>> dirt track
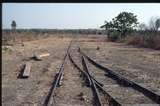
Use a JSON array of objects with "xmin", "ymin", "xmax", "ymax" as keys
[{"xmin": 2, "ymin": 36, "xmax": 160, "ymax": 105}]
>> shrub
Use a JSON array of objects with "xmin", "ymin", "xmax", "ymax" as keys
[
  {"xmin": 125, "ymin": 33, "xmax": 160, "ymax": 50},
  {"xmin": 107, "ymin": 31, "xmax": 119, "ymax": 42}
]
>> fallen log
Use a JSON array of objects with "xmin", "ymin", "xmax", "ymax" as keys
[{"xmin": 23, "ymin": 62, "xmax": 31, "ymax": 78}]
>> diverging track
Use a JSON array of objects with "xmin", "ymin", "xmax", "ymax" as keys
[
  {"xmin": 79, "ymin": 47, "xmax": 160, "ymax": 105},
  {"xmin": 43, "ymin": 39, "xmax": 160, "ymax": 106},
  {"xmin": 69, "ymin": 53, "xmax": 121, "ymax": 106}
]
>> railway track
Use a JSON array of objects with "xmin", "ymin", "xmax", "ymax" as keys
[
  {"xmin": 43, "ymin": 39, "xmax": 160, "ymax": 106},
  {"xmin": 69, "ymin": 46, "xmax": 159, "ymax": 105},
  {"xmin": 69, "ymin": 53, "xmax": 121, "ymax": 106},
  {"xmin": 78, "ymin": 47, "xmax": 160, "ymax": 105},
  {"xmin": 43, "ymin": 40, "xmax": 73, "ymax": 106}
]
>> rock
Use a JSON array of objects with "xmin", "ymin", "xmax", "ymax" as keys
[
  {"xmin": 77, "ymin": 92, "xmax": 88, "ymax": 101},
  {"xmin": 33, "ymin": 52, "xmax": 50, "ymax": 60},
  {"xmin": 96, "ymin": 46, "xmax": 100, "ymax": 50}
]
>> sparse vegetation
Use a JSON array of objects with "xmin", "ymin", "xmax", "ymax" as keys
[
  {"xmin": 3, "ymin": 12, "xmax": 160, "ymax": 50},
  {"xmin": 125, "ymin": 17, "xmax": 160, "ymax": 50},
  {"xmin": 101, "ymin": 12, "xmax": 160, "ymax": 50},
  {"xmin": 125, "ymin": 33, "xmax": 160, "ymax": 50},
  {"xmin": 2, "ymin": 46, "xmax": 13, "ymax": 53},
  {"xmin": 2, "ymin": 29, "xmax": 106, "ymax": 45}
]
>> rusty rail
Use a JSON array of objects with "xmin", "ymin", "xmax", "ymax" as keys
[
  {"xmin": 81, "ymin": 55, "xmax": 102, "ymax": 106},
  {"xmin": 43, "ymin": 40, "xmax": 73, "ymax": 106},
  {"xmin": 68, "ymin": 53, "xmax": 121, "ymax": 106},
  {"xmin": 79, "ymin": 48, "xmax": 160, "ymax": 104}
]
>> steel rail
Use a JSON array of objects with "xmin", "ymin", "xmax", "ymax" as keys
[
  {"xmin": 82, "ymin": 56, "xmax": 92, "ymax": 87},
  {"xmin": 68, "ymin": 53, "xmax": 121, "ymax": 106},
  {"xmin": 43, "ymin": 40, "xmax": 73, "ymax": 106},
  {"xmin": 81, "ymin": 55, "xmax": 103, "ymax": 106},
  {"xmin": 68, "ymin": 53, "xmax": 103, "ymax": 87},
  {"xmin": 79, "ymin": 48, "xmax": 160, "ymax": 104}
]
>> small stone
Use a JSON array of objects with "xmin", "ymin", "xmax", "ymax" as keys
[
  {"xmin": 96, "ymin": 46, "xmax": 100, "ymax": 50},
  {"xmin": 78, "ymin": 92, "xmax": 87, "ymax": 101}
]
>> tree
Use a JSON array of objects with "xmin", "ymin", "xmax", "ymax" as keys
[
  {"xmin": 138, "ymin": 23, "xmax": 147, "ymax": 31},
  {"xmin": 149, "ymin": 17, "xmax": 156, "ymax": 32},
  {"xmin": 155, "ymin": 18, "xmax": 160, "ymax": 31},
  {"xmin": 100, "ymin": 21, "xmax": 114, "ymax": 30},
  {"xmin": 101, "ymin": 12, "xmax": 138, "ymax": 39},
  {"xmin": 11, "ymin": 20, "xmax": 17, "ymax": 30},
  {"xmin": 148, "ymin": 17, "xmax": 160, "ymax": 32},
  {"xmin": 112, "ymin": 12, "xmax": 138, "ymax": 38},
  {"xmin": 100, "ymin": 21, "xmax": 114, "ymax": 36}
]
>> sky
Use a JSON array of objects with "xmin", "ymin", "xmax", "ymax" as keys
[{"xmin": 2, "ymin": 3, "xmax": 160, "ymax": 29}]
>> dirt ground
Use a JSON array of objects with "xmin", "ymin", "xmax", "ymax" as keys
[
  {"xmin": 2, "ymin": 35, "xmax": 160, "ymax": 106},
  {"xmin": 2, "ymin": 37, "xmax": 71, "ymax": 106},
  {"xmin": 79, "ymin": 40, "xmax": 160, "ymax": 93}
]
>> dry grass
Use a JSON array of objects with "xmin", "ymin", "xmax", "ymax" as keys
[
  {"xmin": 125, "ymin": 34, "xmax": 160, "ymax": 50},
  {"xmin": 125, "ymin": 35, "xmax": 143, "ymax": 45},
  {"xmin": 2, "ymin": 32, "xmax": 47, "ymax": 45},
  {"xmin": 2, "ymin": 31, "xmax": 106, "ymax": 45},
  {"xmin": 2, "ymin": 32, "xmax": 70, "ymax": 45}
]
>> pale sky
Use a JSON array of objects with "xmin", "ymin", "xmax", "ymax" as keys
[{"xmin": 2, "ymin": 3, "xmax": 160, "ymax": 29}]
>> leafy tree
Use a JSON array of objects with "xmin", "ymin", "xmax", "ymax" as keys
[
  {"xmin": 100, "ymin": 21, "xmax": 114, "ymax": 38},
  {"xmin": 112, "ymin": 12, "xmax": 138, "ymax": 38},
  {"xmin": 100, "ymin": 21, "xmax": 114, "ymax": 30},
  {"xmin": 101, "ymin": 12, "xmax": 138, "ymax": 39},
  {"xmin": 11, "ymin": 20, "xmax": 17, "ymax": 30}
]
